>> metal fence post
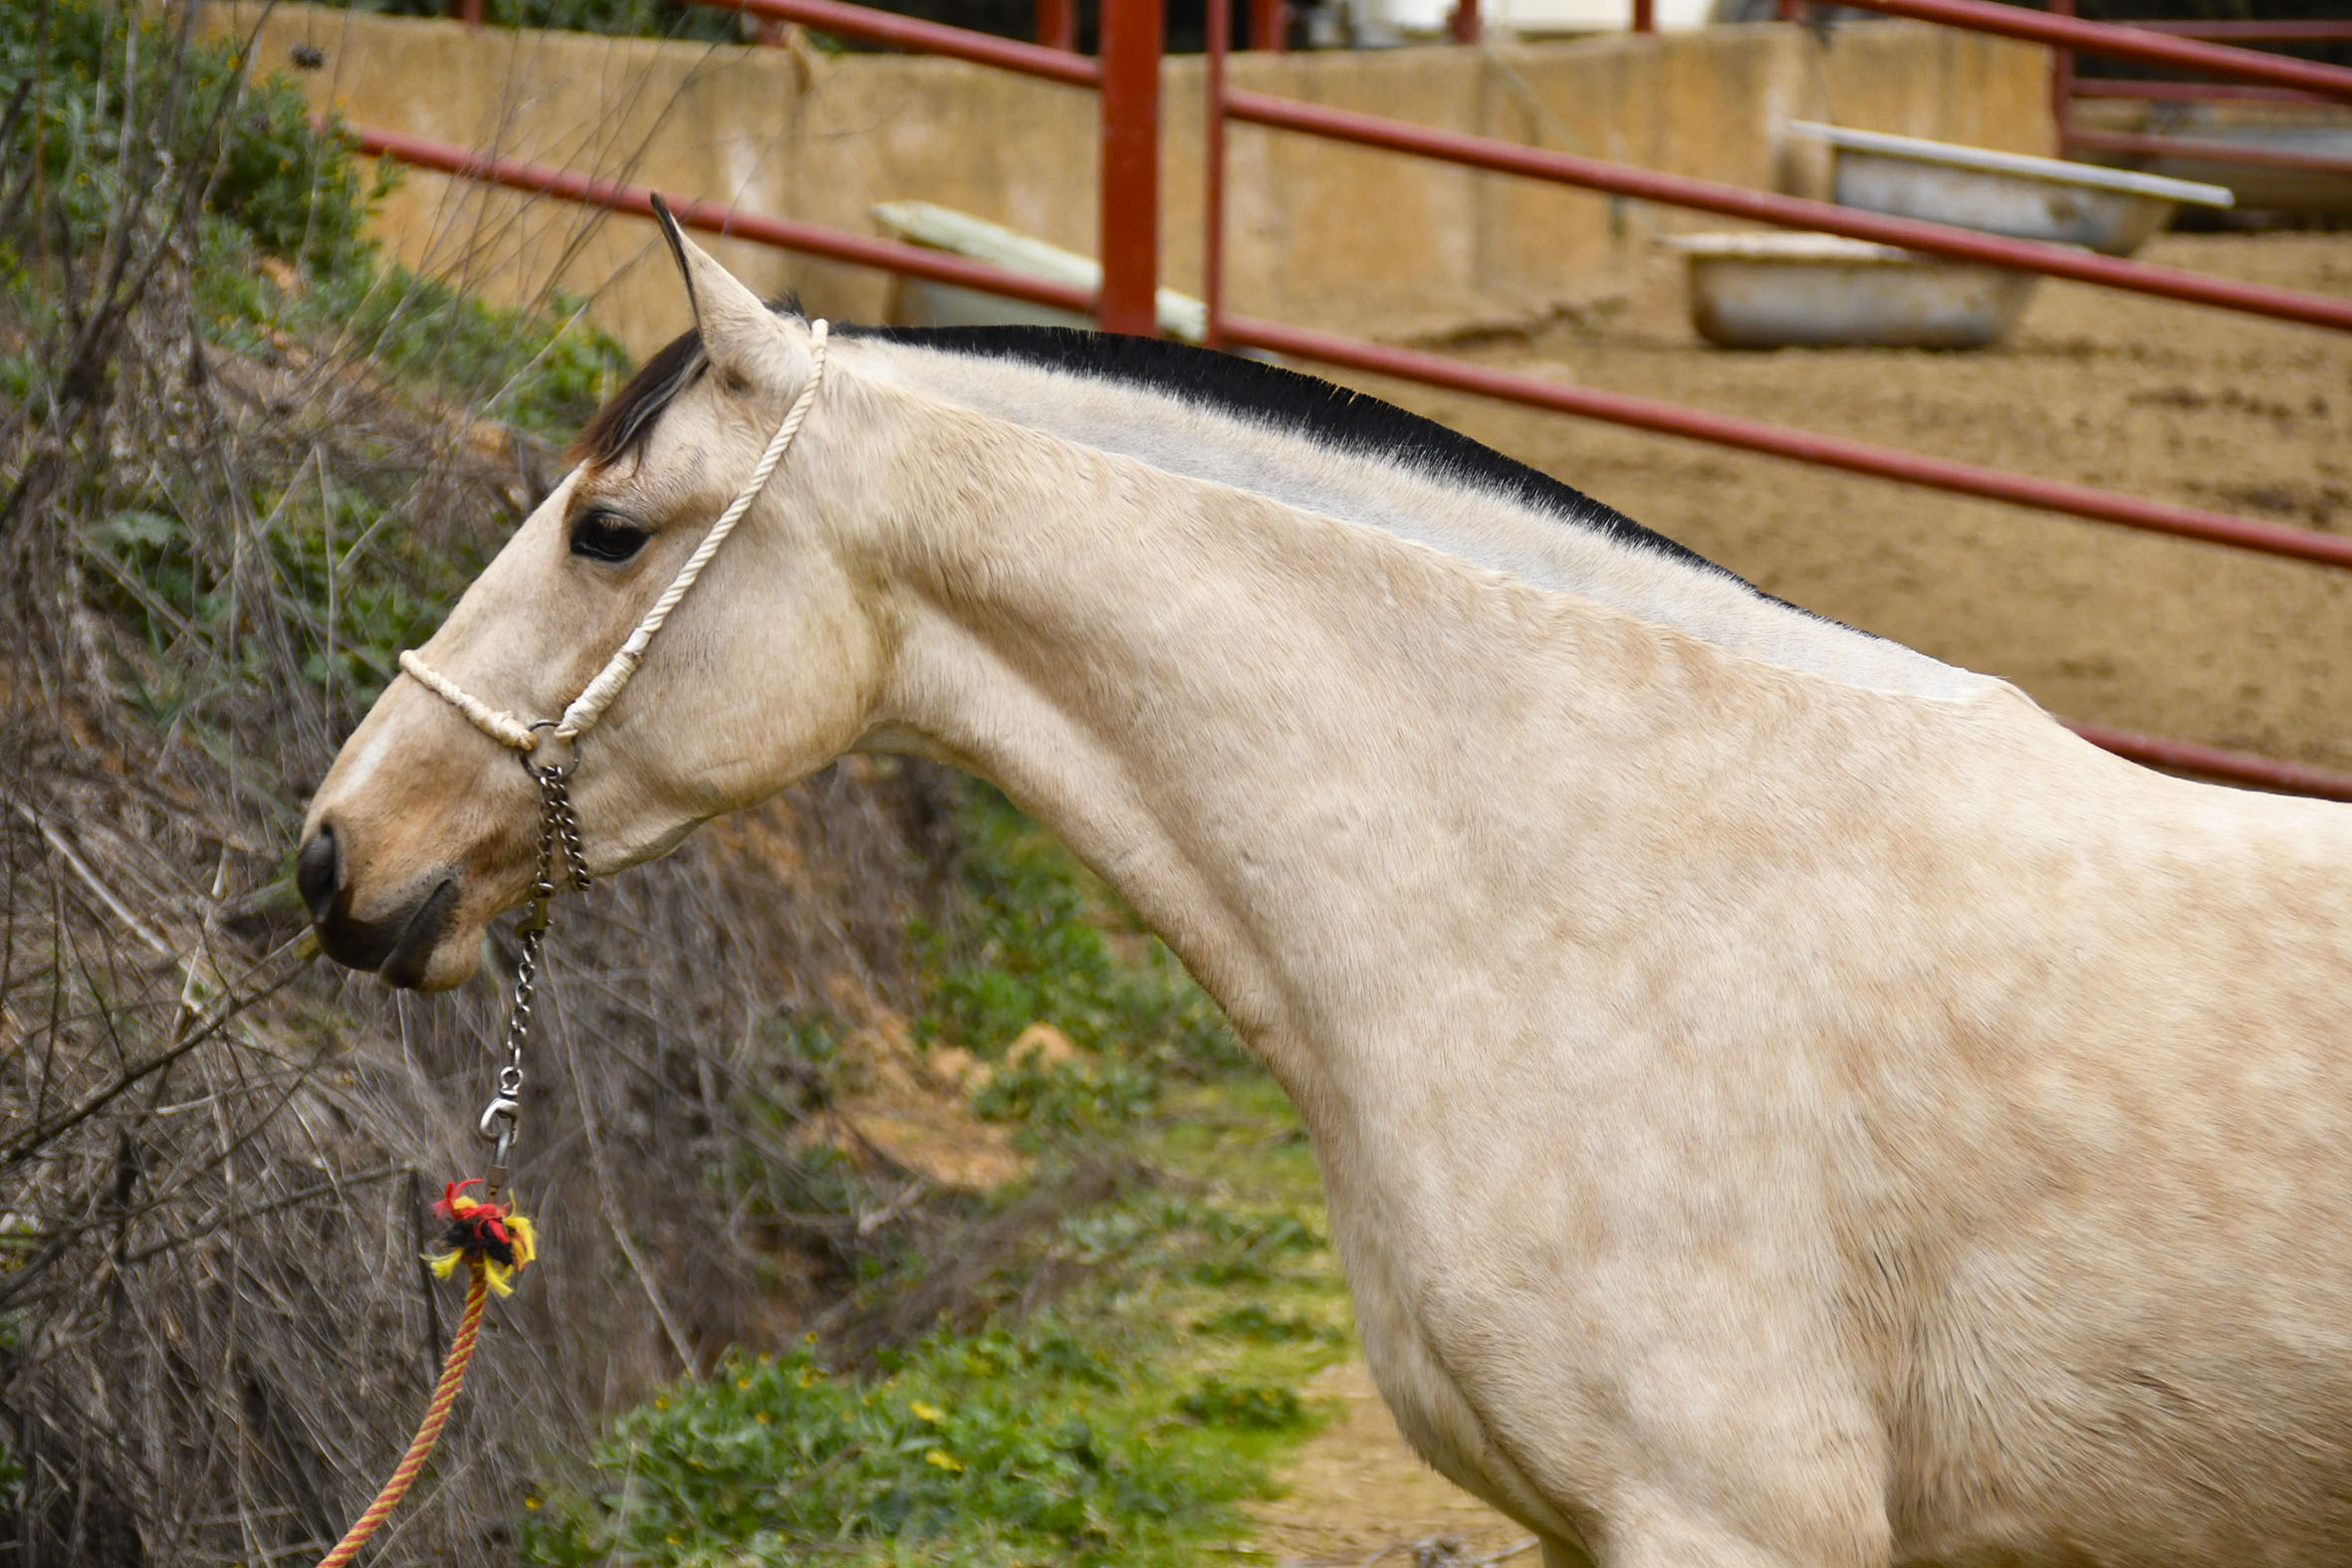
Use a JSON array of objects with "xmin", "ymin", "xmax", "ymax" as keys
[
  {"xmin": 1247, "ymin": 0, "xmax": 1287, "ymax": 52},
  {"xmin": 1037, "ymin": 0, "xmax": 1076, "ymax": 51},
  {"xmin": 1207, "ymin": 0, "xmax": 1229, "ymax": 346},
  {"xmin": 1632, "ymin": 0, "xmax": 1654, "ymax": 34},
  {"xmin": 1449, "ymin": 0, "xmax": 1481, "ymax": 44},
  {"xmin": 2049, "ymin": 0, "xmax": 2075, "ymax": 155},
  {"xmin": 1098, "ymin": 0, "xmax": 1163, "ymax": 335}
]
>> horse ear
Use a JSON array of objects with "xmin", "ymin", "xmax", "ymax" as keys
[{"xmin": 649, "ymin": 194, "xmax": 779, "ymax": 375}]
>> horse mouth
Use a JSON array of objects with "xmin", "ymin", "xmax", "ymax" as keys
[
  {"xmin": 378, "ymin": 877, "xmax": 462, "ymax": 988},
  {"xmin": 310, "ymin": 871, "xmax": 463, "ymax": 989},
  {"xmin": 298, "ymin": 822, "xmax": 468, "ymax": 988}
]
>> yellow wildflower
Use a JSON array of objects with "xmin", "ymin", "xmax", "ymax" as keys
[
  {"xmin": 924, "ymin": 1449, "xmax": 965, "ymax": 1473},
  {"xmin": 911, "ymin": 1401, "xmax": 946, "ymax": 1424}
]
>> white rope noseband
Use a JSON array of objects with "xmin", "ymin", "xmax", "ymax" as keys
[{"xmin": 398, "ymin": 319, "xmax": 829, "ymax": 756}]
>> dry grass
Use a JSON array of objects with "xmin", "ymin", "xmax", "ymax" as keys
[{"xmin": 0, "ymin": 16, "xmax": 964, "ymax": 1565}]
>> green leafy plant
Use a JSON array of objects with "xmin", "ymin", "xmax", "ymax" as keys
[
  {"xmin": 525, "ymin": 1329, "xmax": 1274, "ymax": 1567},
  {"xmin": 1196, "ymin": 1302, "xmax": 1336, "ymax": 1344},
  {"xmin": 5, "ymin": 0, "xmax": 632, "ymax": 729},
  {"xmin": 352, "ymin": 0, "xmax": 747, "ymax": 43},
  {"xmin": 0, "ymin": 0, "xmax": 385, "ymax": 272},
  {"xmin": 528, "ymin": 1067, "xmax": 1352, "ymax": 1566},
  {"xmin": 1177, "ymin": 1376, "xmax": 1310, "ymax": 1432},
  {"xmin": 970, "ymin": 1048, "xmax": 1158, "ymax": 1136}
]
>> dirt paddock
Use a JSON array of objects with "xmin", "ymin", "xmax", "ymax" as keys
[{"xmin": 1353, "ymin": 232, "xmax": 2352, "ymax": 769}]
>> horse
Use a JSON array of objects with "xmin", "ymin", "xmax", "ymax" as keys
[{"xmin": 300, "ymin": 216, "xmax": 2352, "ymax": 1568}]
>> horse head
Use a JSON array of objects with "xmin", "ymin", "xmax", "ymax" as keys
[{"xmin": 298, "ymin": 217, "xmax": 881, "ymax": 989}]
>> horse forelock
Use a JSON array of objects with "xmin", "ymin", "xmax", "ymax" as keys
[
  {"xmin": 569, "ymin": 296, "xmax": 808, "ymax": 469},
  {"xmin": 571, "ymin": 329, "xmax": 705, "ymax": 468}
]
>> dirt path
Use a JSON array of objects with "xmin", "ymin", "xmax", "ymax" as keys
[
  {"xmin": 1249, "ymin": 1361, "xmax": 1535, "ymax": 1567},
  {"xmin": 1246, "ymin": 230, "xmax": 2350, "ymax": 1562},
  {"xmin": 1360, "ymin": 232, "xmax": 2352, "ymax": 767}
]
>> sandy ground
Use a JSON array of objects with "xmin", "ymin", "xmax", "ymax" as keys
[
  {"xmin": 1353, "ymin": 231, "xmax": 2352, "ymax": 766},
  {"xmin": 1248, "ymin": 1361, "xmax": 1537, "ymax": 1567},
  {"xmin": 1246, "ymin": 231, "xmax": 2352, "ymax": 1563}
]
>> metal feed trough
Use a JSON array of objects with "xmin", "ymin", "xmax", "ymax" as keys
[
  {"xmin": 1789, "ymin": 121, "xmax": 2235, "ymax": 257},
  {"xmin": 1663, "ymin": 232, "xmax": 2040, "ymax": 349}
]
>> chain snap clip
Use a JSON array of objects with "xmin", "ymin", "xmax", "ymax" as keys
[{"xmin": 476, "ymin": 739, "xmax": 592, "ymax": 1200}]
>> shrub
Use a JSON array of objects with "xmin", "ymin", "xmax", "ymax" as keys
[{"xmin": 0, "ymin": 0, "xmax": 384, "ymax": 271}]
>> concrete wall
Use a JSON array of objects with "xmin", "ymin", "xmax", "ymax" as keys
[{"xmin": 213, "ymin": 5, "xmax": 2051, "ymax": 354}]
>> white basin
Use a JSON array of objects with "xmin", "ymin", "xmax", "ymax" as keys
[
  {"xmin": 1663, "ymin": 232, "xmax": 2040, "ymax": 350},
  {"xmin": 1789, "ymin": 121, "xmax": 2234, "ymax": 256}
]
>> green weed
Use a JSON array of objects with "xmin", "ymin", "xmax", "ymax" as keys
[
  {"xmin": 6, "ymin": 1, "xmax": 633, "ymax": 732},
  {"xmin": 352, "ymin": 0, "xmax": 746, "ymax": 44},
  {"xmin": 1196, "ymin": 1302, "xmax": 1338, "ymax": 1345},
  {"xmin": 526, "ymin": 1327, "xmax": 1279, "ymax": 1567},
  {"xmin": 1177, "ymin": 1376, "xmax": 1311, "ymax": 1432}
]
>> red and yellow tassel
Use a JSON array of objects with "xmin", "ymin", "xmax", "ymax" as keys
[{"xmin": 428, "ymin": 1178, "xmax": 537, "ymax": 1296}]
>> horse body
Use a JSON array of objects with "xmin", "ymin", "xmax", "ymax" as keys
[
  {"xmin": 857, "ymin": 374, "xmax": 2352, "ymax": 1567},
  {"xmin": 300, "ymin": 230, "xmax": 2352, "ymax": 1566}
]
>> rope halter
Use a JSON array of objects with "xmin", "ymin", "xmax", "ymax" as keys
[{"xmin": 398, "ymin": 318, "xmax": 831, "ymax": 754}]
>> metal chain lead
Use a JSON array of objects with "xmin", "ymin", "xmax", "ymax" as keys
[{"xmin": 479, "ymin": 746, "xmax": 591, "ymax": 1201}]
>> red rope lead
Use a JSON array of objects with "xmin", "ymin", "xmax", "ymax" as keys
[
  {"xmin": 317, "ymin": 1182, "xmax": 536, "ymax": 1567},
  {"xmin": 315, "ymin": 1261, "xmax": 489, "ymax": 1568}
]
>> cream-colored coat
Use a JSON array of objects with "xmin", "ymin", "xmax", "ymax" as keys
[{"xmin": 303, "ymin": 233, "xmax": 2352, "ymax": 1568}]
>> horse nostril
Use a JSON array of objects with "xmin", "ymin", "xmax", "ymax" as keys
[{"xmin": 296, "ymin": 825, "xmax": 341, "ymax": 923}]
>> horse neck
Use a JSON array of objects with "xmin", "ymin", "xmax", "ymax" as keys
[{"xmin": 837, "ymin": 380, "xmax": 1866, "ymax": 1104}]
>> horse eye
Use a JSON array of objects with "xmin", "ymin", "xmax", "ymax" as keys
[{"xmin": 570, "ymin": 511, "xmax": 650, "ymax": 564}]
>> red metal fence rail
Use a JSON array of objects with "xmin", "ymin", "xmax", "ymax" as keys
[
  {"xmin": 1215, "ymin": 89, "xmax": 2352, "ymax": 333},
  {"xmin": 1209, "ymin": 310, "xmax": 2352, "ymax": 569},
  {"xmin": 347, "ymin": 123, "xmax": 1094, "ymax": 316},
  {"xmin": 1098, "ymin": 0, "xmax": 1163, "ymax": 334},
  {"xmin": 2026, "ymin": 1, "xmax": 2352, "ymax": 177},
  {"xmin": 2064, "ymin": 126, "xmax": 2352, "ymax": 176},
  {"xmin": 2128, "ymin": 20, "xmax": 2352, "ymax": 42},
  {"xmin": 1824, "ymin": 0, "xmax": 2352, "ymax": 100},
  {"xmin": 691, "ymin": 0, "xmax": 1100, "ymax": 83},
  {"xmin": 343, "ymin": 122, "xmax": 2352, "ymax": 570}
]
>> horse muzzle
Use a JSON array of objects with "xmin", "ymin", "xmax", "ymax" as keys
[{"xmin": 298, "ymin": 822, "xmax": 465, "ymax": 990}]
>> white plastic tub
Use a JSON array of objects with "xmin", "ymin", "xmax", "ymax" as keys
[
  {"xmin": 1788, "ymin": 121, "xmax": 2234, "ymax": 256},
  {"xmin": 1663, "ymin": 232, "xmax": 2039, "ymax": 349}
]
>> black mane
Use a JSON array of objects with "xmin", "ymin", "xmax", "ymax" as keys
[
  {"xmin": 572, "ymin": 312, "xmax": 1709, "ymax": 578},
  {"xmin": 839, "ymin": 324, "xmax": 1714, "ymax": 570}
]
